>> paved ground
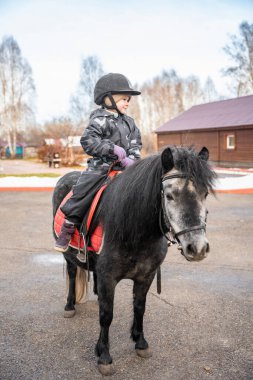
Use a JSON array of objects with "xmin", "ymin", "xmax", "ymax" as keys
[
  {"xmin": 0, "ymin": 190, "xmax": 252, "ymax": 380},
  {"xmin": 0, "ymin": 159, "xmax": 81, "ymax": 175}
]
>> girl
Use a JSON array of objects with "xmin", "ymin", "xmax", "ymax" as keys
[{"xmin": 54, "ymin": 73, "xmax": 142, "ymax": 252}]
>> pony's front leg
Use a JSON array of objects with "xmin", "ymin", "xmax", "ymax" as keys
[
  {"xmin": 64, "ymin": 258, "xmax": 77, "ymax": 318},
  {"xmin": 95, "ymin": 276, "xmax": 117, "ymax": 376},
  {"xmin": 131, "ymin": 274, "xmax": 155, "ymax": 358}
]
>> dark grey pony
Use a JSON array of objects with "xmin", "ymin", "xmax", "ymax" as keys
[{"xmin": 52, "ymin": 146, "xmax": 216, "ymax": 376}]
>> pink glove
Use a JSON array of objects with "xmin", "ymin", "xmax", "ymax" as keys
[
  {"xmin": 121, "ymin": 157, "xmax": 134, "ymax": 167},
  {"xmin": 113, "ymin": 145, "xmax": 126, "ymax": 160}
]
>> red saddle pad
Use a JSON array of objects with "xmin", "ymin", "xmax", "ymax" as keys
[{"xmin": 54, "ymin": 190, "xmax": 103, "ymax": 253}]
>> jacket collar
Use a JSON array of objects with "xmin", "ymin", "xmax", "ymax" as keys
[{"xmin": 90, "ymin": 107, "xmax": 125, "ymax": 120}]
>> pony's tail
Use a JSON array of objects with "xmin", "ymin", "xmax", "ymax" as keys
[
  {"xmin": 76, "ymin": 267, "xmax": 88, "ymax": 303},
  {"xmin": 66, "ymin": 267, "xmax": 88, "ymax": 303}
]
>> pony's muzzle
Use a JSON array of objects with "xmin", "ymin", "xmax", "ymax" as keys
[{"xmin": 183, "ymin": 239, "xmax": 210, "ymax": 261}]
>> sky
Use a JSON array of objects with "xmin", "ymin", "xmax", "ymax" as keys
[{"xmin": 0, "ymin": 0, "xmax": 252, "ymax": 123}]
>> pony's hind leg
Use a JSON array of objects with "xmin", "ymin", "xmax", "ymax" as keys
[
  {"xmin": 64, "ymin": 258, "xmax": 77, "ymax": 318},
  {"xmin": 131, "ymin": 274, "xmax": 155, "ymax": 358},
  {"xmin": 93, "ymin": 271, "xmax": 98, "ymax": 295}
]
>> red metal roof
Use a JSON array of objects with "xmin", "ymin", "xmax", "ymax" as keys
[{"xmin": 156, "ymin": 95, "xmax": 253, "ymax": 133}]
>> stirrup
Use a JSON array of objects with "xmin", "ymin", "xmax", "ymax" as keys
[
  {"xmin": 76, "ymin": 253, "xmax": 87, "ymax": 263},
  {"xmin": 76, "ymin": 232, "xmax": 87, "ymax": 263}
]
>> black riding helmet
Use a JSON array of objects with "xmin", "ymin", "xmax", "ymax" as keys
[{"xmin": 94, "ymin": 73, "xmax": 141, "ymax": 111}]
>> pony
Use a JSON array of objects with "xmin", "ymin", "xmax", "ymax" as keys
[{"xmin": 52, "ymin": 146, "xmax": 216, "ymax": 376}]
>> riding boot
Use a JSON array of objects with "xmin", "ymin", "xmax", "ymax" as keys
[{"xmin": 54, "ymin": 220, "xmax": 75, "ymax": 252}]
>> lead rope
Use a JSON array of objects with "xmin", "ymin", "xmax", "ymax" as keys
[{"xmin": 156, "ymin": 266, "xmax": 161, "ymax": 294}]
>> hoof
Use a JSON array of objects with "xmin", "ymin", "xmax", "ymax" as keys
[
  {"xmin": 98, "ymin": 364, "xmax": 115, "ymax": 376},
  {"xmin": 136, "ymin": 347, "xmax": 152, "ymax": 358},
  {"xmin": 64, "ymin": 309, "xmax": 76, "ymax": 318}
]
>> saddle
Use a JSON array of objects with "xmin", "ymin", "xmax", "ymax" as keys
[{"xmin": 54, "ymin": 170, "xmax": 119, "ymax": 254}]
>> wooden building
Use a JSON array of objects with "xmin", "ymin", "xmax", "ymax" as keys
[{"xmin": 155, "ymin": 95, "xmax": 253, "ymax": 168}]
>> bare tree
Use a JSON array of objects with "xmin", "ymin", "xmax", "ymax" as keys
[
  {"xmin": 202, "ymin": 76, "xmax": 219, "ymax": 103},
  {"xmin": 129, "ymin": 70, "xmax": 183, "ymax": 154},
  {"xmin": 222, "ymin": 21, "xmax": 253, "ymax": 96},
  {"xmin": 39, "ymin": 117, "xmax": 84, "ymax": 165},
  {"xmin": 138, "ymin": 70, "xmax": 197, "ymax": 134},
  {"xmin": 128, "ymin": 70, "xmax": 215, "ymax": 154},
  {"xmin": 183, "ymin": 75, "xmax": 204, "ymax": 108},
  {"xmin": 0, "ymin": 36, "xmax": 36, "ymax": 157},
  {"xmin": 139, "ymin": 70, "xmax": 177, "ymax": 134},
  {"xmin": 70, "ymin": 55, "xmax": 104, "ymax": 123},
  {"xmin": 42, "ymin": 117, "xmax": 82, "ymax": 140}
]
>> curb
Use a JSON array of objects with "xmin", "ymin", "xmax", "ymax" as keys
[
  {"xmin": 216, "ymin": 188, "xmax": 253, "ymax": 194},
  {"xmin": 0, "ymin": 187, "xmax": 54, "ymax": 192},
  {"xmin": 214, "ymin": 167, "xmax": 253, "ymax": 175},
  {"xmin": 0, "ymin": 187, "xmax": 253, "ymax": 194}
]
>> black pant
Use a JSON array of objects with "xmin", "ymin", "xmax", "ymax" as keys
[{"xmin": 60, "ymin": 169, "xmax": 109, "ymax": 226}]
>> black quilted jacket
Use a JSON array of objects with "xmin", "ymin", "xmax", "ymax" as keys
[{"xmin": 80, "ymin": 108, "xmax": 142, "ymax": 170}]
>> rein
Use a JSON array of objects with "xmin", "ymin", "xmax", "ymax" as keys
[{"xmin": 160, "ymin": 173, "xmax": 207, "ymax": 247}]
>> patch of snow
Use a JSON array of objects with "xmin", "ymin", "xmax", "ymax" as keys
[
  {"xmin": 0, "ymin": 173, "xmax": 253, "ymax": 191},
  {"xmin": 215, "ymin": 174, "xmax": 253, "ymax": 190},
  {"xmin": 0, "ymin": 176, "xmax": 59, "ymax": 187}
]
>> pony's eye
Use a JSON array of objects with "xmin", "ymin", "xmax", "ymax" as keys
[{"xmin": 166, "ymin": 194, "xmax": 174, "ymax": 201}]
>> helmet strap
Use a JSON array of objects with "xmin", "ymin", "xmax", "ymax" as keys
[{"xmin": 102, "ymin": 92, "xmax": 123, "ymax": 115}]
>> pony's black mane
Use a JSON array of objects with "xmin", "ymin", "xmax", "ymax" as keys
[
  {"xmin": 101, "ymin": 146, "xmax": 216, "ymax": 250},
  {"xmin": 171, "ymin": 146, "xmax": 216, "ymax": 193}
]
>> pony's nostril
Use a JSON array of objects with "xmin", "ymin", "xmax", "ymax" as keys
[
  {"xmin": 199, "ymin": 242, "xmax": 209, "ymax": 258},
  {"xmin": 187, "ymin": 244, "xmax": 196, "ymax": 256}
]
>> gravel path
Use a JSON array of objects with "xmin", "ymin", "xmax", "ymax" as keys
[
  {"xmin": 0, "ymin": 191, "xmax": 252, "ymax": 379},
  {"xmin": 0, "ymin": 159, "xmax": 81, "ymax": 175}
]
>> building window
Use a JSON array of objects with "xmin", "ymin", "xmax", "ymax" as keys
[{"xmin": 226, "ymin": 134, "xmax": 235, "ymax": 150}]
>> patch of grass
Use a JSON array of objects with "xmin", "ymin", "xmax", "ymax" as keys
[{"xmin": 0, "ymin": 173, "xmax": 61, "ymax": 178}]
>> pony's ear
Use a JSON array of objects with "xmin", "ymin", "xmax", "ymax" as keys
[
  {"xmin": 198, "ymin": 147, "xmax": 209, "ymax": 161},
  {"xmin": 161, "ymin": 147, "xmax": 174, "ymax": 172}
]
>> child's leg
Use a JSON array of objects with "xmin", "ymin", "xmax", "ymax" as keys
[
  {"xmin": 55, "ymin": 170, "xmax": 106, "ymax": 253},
  {"xmin": 54, "ymin": 219, "xmax": 76, "ymax": 252}
]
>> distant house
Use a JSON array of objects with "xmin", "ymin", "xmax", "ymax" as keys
[
  {"xmin": 155, "ymin": 95, "xmax": 253, "ymax": 168},
  {"xmin": 0, "ymin": 139, "xmax": 37, "ymax": 159},
  {"xmin": 5, "ymin": 143, "xmax": 25, "ymax": 158},
  {"xmin": 43, "ymin": 136, "xmax": 88, "ymax": 165},
  {"xmin": 44, "ymin": 136, "xmax": 82, "ymax": 149}
]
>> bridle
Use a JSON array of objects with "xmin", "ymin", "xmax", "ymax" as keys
[{"xmin": 160, "ymin": 173, "xmax": 207, "ymax": 248}]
